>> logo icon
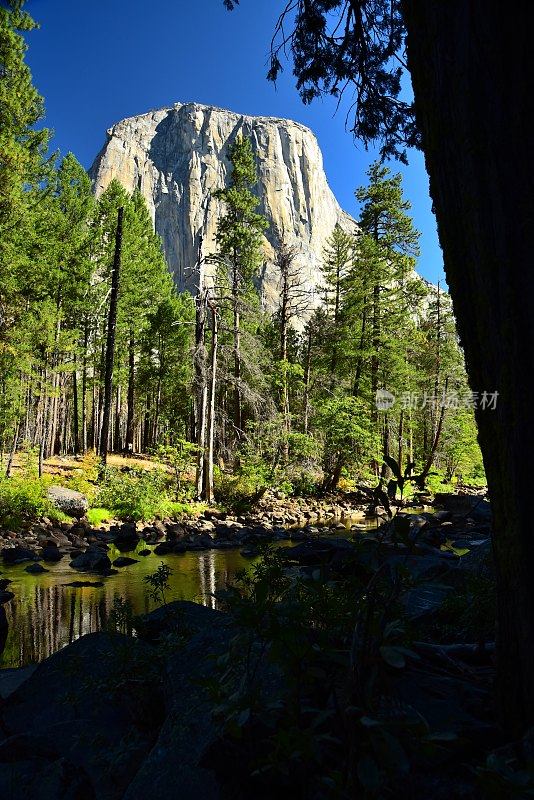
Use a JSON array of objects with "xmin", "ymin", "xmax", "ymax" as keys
[{"xmin": 375, "ymin": 389, "xmax": 395, "ymax": 411}]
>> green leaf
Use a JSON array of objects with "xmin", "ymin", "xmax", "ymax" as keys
[{"xmin": 384, "ymin": 455, "xmax": 402, "ymax": 480}]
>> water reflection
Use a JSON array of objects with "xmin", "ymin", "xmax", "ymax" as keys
[
  {"xmin": 0, "ymin": 512, "xmax": 398, "ymax": 669},
  {"xmin": 0, "ymin": 547, "xmax": 251, "ymax": 669}
]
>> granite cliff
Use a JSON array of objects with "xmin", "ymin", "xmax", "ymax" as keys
[{"xmin": 90, "ymin": 102, "xmax": 358, "ymax": 309}]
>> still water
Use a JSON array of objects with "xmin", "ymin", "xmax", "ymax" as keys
[
  {"xmin": 0, "ymin": 544, "xmax": 253, "ymax": 668},
  {"xmin": 0, "ymin": 514, "xmax": 385, "ymax": 669}
]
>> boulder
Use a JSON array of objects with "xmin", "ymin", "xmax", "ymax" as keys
[
  {"xmin": 0, "ymin": 734, "xmax": 95, "ymax": 800},
  {"xmin": 0, "ymin": 632, "xmax": 164, "ymax": 800},
  {"xmin": 69, "ymin": 546, "xmax": 111, "ymax": 573},
  {"xmin": 125, "ymin": 603, "xmax": 233, "ymax": 799},
  {"xmin": 41, "ymin": 546, "xmax": 64, "ymax": 562},
  {"xmin": 1, "ymin": 546, "xmax": 37, "ymax": 565},
  {"xmin": 47, "ymin": 486, "xmax": 88, "ymax": 519},
  {"xmin": 112, "ymin": 522, "xmax": 139, "ymax": 547},
  {"xmin": 153, "ymin": 542, "xmax": 176, "ymax": 556},
  {"xmin": 0, "ymin": 590, "xmax": 15, "ymax": 604}
]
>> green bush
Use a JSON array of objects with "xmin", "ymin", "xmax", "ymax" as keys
[
  {"xmin": 0, "ymin": 476, "xmax": 68, "ymax": 528},
  {"xmin": 96, "ymin": 467, "xmax": 170, "ymax": 521}
]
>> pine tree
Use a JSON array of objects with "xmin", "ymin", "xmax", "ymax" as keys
[{"xmin": 214, "ymin": 135, "xmax": 268, "ymax": 438}]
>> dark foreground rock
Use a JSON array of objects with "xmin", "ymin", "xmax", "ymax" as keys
[
  {"xmin": 0, "ymin": 632, "xmax": 164, "ymax": 800},
  {"xmin": 41, "ymin": 545, "xmax": 64, "ymax": 562},
  {"xmin": 124, "ymin": 602, "xmax": 234, "ymax": 800}
]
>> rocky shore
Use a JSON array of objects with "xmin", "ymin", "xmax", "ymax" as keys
[{"xmin": 0, "ymin": 489, "xmax": 490, "ymax": 576}]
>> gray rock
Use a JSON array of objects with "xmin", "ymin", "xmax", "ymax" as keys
[
  {"xmin": 89, "ymin": 102, "xmax": 359, "ymax": 316},
  {"xmin": 0, "ymin": 590, "xmax": 14, "ymax": 605},
  {"xmin": 47, "ymin": 486, "xmax": 89, "ymax": 519}
]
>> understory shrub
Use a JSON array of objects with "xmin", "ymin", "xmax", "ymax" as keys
[
  {"xmin": 96, "ymin": 467, "xmax": 170, "ymax": 521},
  {"xmin": 0, "ymin": 476, "xmax": 68, "ymax": 527},
  {"xmin": 209, "ymin": 545, "xmax": 444, "ymax": 797}
]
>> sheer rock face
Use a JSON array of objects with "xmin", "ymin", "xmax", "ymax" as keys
[{"xmin": 89, "ymin": 102, "xmax": 357, "ymax": 311}]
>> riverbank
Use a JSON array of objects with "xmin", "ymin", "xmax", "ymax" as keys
[{"xmin": 0, "ymin": 501, "xmax": 516, "ymax": 800}]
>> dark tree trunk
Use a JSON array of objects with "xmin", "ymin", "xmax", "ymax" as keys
[
  {"xmin": 73, "ymin": 355, "xmax": 80, "ymax": 455},
  {"xmin": 125, "ymin": 330, "xmax": 135, "ymax": 454},
  {"xmin": 195, "ymin": 289, "xmax": 208, "ymax": 499},
  {"xmin": 203, "ymin": 304, "xmax": 218, "ymax": 504},
  {"xmin": 302, "ymin": 326, "xmax": 312, "ymax": 434},
  {"xmin": 81, "ymin": 321, "xmax": 88, "ymax": 454},
  {"xmin": 99, "ymin": 206, "xmax": 123, "ymax": 466},
  {"xmin": 371, "ymin": 283, "xmax": 380, "ymax": 420},
  {"xmin": 5, "ymin": 421, "xmax": 19, "ymax": 478},
  {"xmin": 403, "ymin": 0, "xmax": 534, "ymax": 733}
]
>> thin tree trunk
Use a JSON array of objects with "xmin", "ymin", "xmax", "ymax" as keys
[
  {"xmin": 371, "ymin": 283, "xmax": 380, "ymax": 420},
  {"xmin": 5, "ymin": 421, "xmax": 20, "ymax": 478},
  {"xmin": 417, "ymin": 377, "xmax": 449, "ymax": 487},
  {"xmin": 204, "ymin": 304, "xmax": 218, "ymax": 503},
  {"xmin": 99, "ymin": 206, "xmax": 123, "ymax": 466},
  {"xmin": 81, "ymin": 321, "xmax": 88, "ymax": 454},
  {"xmin": 125, "ymin": 329, "xmax": 135, "ymax": 453},
  {"xmin": 302, "ymin": 326, "xmax": 312, "ymax": 434},
  {"xmin": 232, "ymin": 260, "xmax": 242, "ymax": 437},
  {"xmin": 195, "ymin": 289, "xmax": 208, "ymax": 498},
  {"xmin": 398, "ymin": 409, "xmax": 404, "ymax": 475},
  {"xmin": 73, "ymin": 355, "xmax": 80, "ymax": 455}
]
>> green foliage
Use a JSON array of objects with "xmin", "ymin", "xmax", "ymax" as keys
[
  {"xmin": 143, "ymin": 562, "xmax": 173, "ymax": 606},
  {"xmin": 0, "ymin": 475, "xmax": 67, "ymax": 527},
  {"xmin": 107, "ymin": 595, "xmax": 135, "ymax": 635},
  {"xmin": 210, "ymin": 545, "xmax": 443, "ymax": 796},
  {"xmin": 214, "ymin": 135, "xmax": 268, "ymax": 281},
  {"xmin": 86, "ymin": 507, "xmax": 113, "ymax": 526},
  {"xmin": 96, "ymin": 467, "xmax": 169, "ymax": 521},
  {"xmin": 315, "ymin": 394, "xmax": 379, "ymax": 486},
  {"xmin": 154, "ymin": 440, "xmax": 197, "ymax": 499}
]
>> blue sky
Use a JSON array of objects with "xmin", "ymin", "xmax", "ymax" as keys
[{"xmin": 23, "ymin": 0, "xmax": 444, "ymax": 284}]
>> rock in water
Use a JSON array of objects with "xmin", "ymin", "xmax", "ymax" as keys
[
  {"xmin": 1, "ymin": 547, "xmax": 37, "ymax": 565},
  {"xmin": 69, "ymin": 546, "xmax": 111, "ymax": 573},
  {"xmin": 90, "ymin": 102, "xmax": 358, "ymax": 312},
  {"xmin": 24, "ymin": 563, "xmax": 49, "ymax": 575},
  {"xmin": 47, "ymin": 486, "xmax": 88, "ymax": 519},
  {"xmin": 113, "ymin": 556, "xmax": 139, "ymax": 567}
]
